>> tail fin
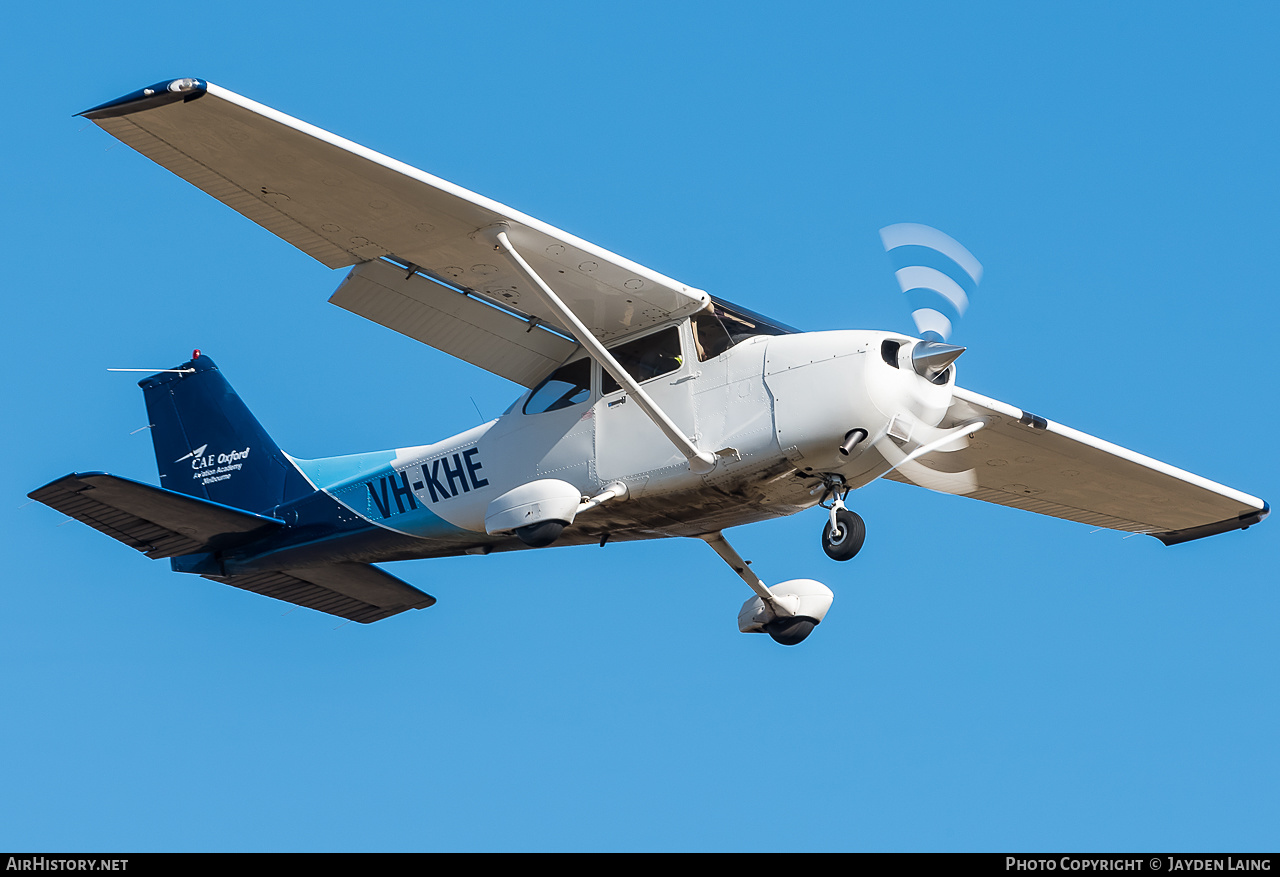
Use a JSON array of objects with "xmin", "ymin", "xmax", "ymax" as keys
[{"xmin": 139, "ymin": 353, "xmax": 312, "ymax": 513}]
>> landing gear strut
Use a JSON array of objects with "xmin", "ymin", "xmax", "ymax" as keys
[
  {"xmin": 817, "ymin": 478, "xmax": 865, "ymax": 562},
  {"xmin": 699, "ymin": 531, "xmax": 833, "ymax": 646}
]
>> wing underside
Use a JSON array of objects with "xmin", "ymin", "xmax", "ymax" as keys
[
  {"xmin": 329, "ymin": 258, "xmax": 579, "ymax": 387},
  {"xmin": 81, "ymin": 79, "xmax": 711, "ymax": 364},
  {"xmin": 885, "ymin": 387, "xmax": 1268, "ymax": 544}
]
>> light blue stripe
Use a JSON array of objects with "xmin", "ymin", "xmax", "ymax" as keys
[{"xmin": 291, "ymin": 450, "xmax": 397, "ymax": 491}]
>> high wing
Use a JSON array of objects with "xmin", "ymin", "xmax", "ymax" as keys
[
  {"xmin": 81, "ymin": 78, "xmax": 710, "ymax": 385},
  {"xmin": 887, "ymin": 386, "xmax": 1268, "ymax": 544}
]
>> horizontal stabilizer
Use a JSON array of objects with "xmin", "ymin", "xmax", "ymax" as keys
[
  {"xmin": 29, "ymin": 472, "xmax": 283, "ymax": 558},
  {"xmin": 205, "ymin": 564, "xmax": 435, "ymax": 624}
]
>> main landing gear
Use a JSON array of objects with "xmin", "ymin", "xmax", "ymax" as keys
[
  {"xmin": 817, "ymin": 476, "xmax": 865, "ymax": 562},
  {"xmin": 699, "ymin": 473, "xmax": 866, "ymax": 645},
  {"xmin": 700, "ymin": 531, "xmax": 833, "ymax": 646}
]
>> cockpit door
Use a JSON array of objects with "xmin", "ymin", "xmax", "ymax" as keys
[{"xmin": 593, "ymin": 324, "xmax": 699, "ymax": 488}]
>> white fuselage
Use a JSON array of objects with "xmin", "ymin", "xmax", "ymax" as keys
[{"xmin": 312, "ymin": 324, "xmax": 945, "ymax": 551}]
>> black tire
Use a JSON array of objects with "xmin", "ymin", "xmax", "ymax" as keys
[
  {"xmin": 822, "ymin": 509, "xmax": 865, "ymax": 561},
  {"xmin": 516, "ymin": 520, "xmax": 566, "ymax": 548},
  {"xmin": 764, "ymin": 617, "xmax": 818, "ymax": 646}
]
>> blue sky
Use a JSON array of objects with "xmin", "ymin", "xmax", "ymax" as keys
[{"xmin": 3, "ymin": 1, "xmax": 1277, "ymax": 852}]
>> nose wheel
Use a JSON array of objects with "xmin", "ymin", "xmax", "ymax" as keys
[
  {"xmin": 822, "ymin": 509, "xmax": 865, "ymax": 561},
  {"xmin": 818, "ymin": 480, "xmax": 865, "ymax": 561}
]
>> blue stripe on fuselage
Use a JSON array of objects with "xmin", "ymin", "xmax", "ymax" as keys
[
  {"xmin": 290, "ymin": 450, "xmax": 398, "ymax": 490},
  {"xmin": 287, "ymin": 450, "xmax": 465, "ymax": 539},
  {"xmin": 187, "ymin": 448, "xmax": 497, "ymax": 574},
  {"xmin": 214, "ymin": 483, "xmax": 442, "ymax": 573},
  {"xmin": 291, "ymin": 442, "xmax": 494, "ymax": 539},
  {"xmin": 325, "ymin": 448, "xmax": 489, "ymax": 539}
]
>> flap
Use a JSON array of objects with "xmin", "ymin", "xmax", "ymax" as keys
[{"xmin": 330, "ymin": 259, "xmax": 578, "ymax": 387}]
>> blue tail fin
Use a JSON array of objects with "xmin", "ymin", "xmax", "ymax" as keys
[{"xmin": 139, "ymin": 353, "xmax": 312, "ymax": 513}]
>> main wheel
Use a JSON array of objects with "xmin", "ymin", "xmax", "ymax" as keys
[
  {"xmin": 822, "ymin": 509, "xmax": 865, "ymax": 561},
  {"xmin": 516, "ymin": 520, "xmax": 566, "ymax": 548}
]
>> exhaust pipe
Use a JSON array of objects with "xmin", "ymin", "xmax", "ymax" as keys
[{"xmin": 839, "ymin": 428, "xmax": 869, "ymax": 456}]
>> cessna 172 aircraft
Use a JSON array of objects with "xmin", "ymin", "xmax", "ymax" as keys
[{"xmin": 30, "ymin": 78, "xmax": 1269, "ymax": 645}]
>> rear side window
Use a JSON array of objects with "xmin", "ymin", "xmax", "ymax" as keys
[
  {"xmin": 600, "ymin": 328, "xmax": 683, "ymax": 394},
  {"xmin": 523, "ymin": 358, "xmax": 591, "ymax": 414}
]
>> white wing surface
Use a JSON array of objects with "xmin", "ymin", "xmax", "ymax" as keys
[
  {"xmin": 885, "ymin": 386, "xmax": 1268, "ymax": 544},
  {"xmin": 81, "ymin": 79, "xmax": 710, "ymax": 359}
]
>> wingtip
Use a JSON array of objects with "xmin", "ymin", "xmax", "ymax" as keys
[
  {"xmin": 78, "ymin": 78, "xmax": 207, "ymax": 120},
  {"xmin": 1151, "ymin": 503, "xmax": 1270, "ymax": 546}
]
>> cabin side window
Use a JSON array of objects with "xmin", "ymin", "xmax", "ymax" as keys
[
  {"xmin": 600, "ymin": 327, "xmax": 683, "ymax": 395},
  {"xmin": 523, "ymin": 358, "xmax": 592, "ymax": 415},
  {"xmin": 691, "ymin": 303, "xmax": 793, "ymax": 362}
]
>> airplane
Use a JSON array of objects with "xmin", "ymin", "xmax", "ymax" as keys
[{"xmin": 29, "ymin": 77, "xmax": 1269, "ymax": 645}]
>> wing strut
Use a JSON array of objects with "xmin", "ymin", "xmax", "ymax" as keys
[{"xmin": 486, "ymin": 225, "xmax": 718, "ymax": 474}]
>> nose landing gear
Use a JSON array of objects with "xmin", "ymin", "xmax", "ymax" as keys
[
  {"xmin": 822, "ymin": 508, "xmax": 865, "ymax": 561},
  {"xmin": 818, "ymin": 478, "xmax": 865, "ymax": 562}
]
